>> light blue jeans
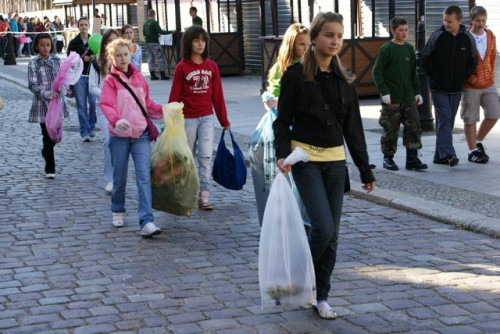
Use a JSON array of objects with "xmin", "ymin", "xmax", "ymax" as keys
[
  {"xmin": 431, "ymin": 92, "xmax": 461, "ymax": 160},
  {"xmin": 74, "ymin": 75, "xmax": 96, "ymax": 138},
  {"xmin": 96, "ymin": 106, "xmax": 113, "ymax": 182},
  {"xmin": 185, "ymin": 115, "xmax": 214, "ymax": 192},
  {"xmin": 109, "ymin": 130, "xmax": 153, "ymax": 228}
]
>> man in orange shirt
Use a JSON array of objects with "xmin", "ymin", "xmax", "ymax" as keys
[{"xmin": 461, "ymin": 6, "xmax": 500, "ymax": 163}]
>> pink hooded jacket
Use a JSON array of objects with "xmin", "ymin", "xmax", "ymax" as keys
[{"xmin": 100, "ymin": 64, "xmax": 163, "ymax": 138}]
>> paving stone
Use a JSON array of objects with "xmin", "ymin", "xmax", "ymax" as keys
[
  {"xmin": 0, "ymin": 319, "xmax": 18, "ymax": 329},
  {"xmin": 168, "ymin": 323, "xmax": 204, "ymax": 334},
  {"xmin": 167, "ymin": 312, "xmax": 206, "ymax": 324},
  {"xmin": 115, "ymin": 320, "xmax": 143, "ymax": 330},
  {"xmin": 73, "ymin": 324, "xmax": 116, "ymax": 334},
  {"xmin": 21, "ymin": 313, "xmax": 61, "ymax": 325},
  {"xmin": 61, "ymin": 309, "xmax": 92, "ymax": 319},
  {"xmin": 460, "ymin": 301, "xmax": 499, "ymax": 314},
  {"xmin": 430, "ymin": 304, "xmax": 470, "ymax": 317},
  {"xmin": 89, "ymin": 305, "xmax": 120, "ymax": 316},
  {"xmin": 29, "ymin": 304, "xmax": 66, "ymax": 314},
  {"xmin": 434, "ymin": 325, "xmax": 482, "ymax": 334},
  {"xmin": 348, "ymin": 302, "xmax": 391, "ymax": 314},
  {"xmin": 51, "ymin": 319, "xmax": 86, "ymax": 329}
]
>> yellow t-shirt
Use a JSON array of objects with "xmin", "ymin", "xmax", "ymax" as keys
[{"xmin": 291, "ymin": 140, "xmax": 346, "ymax": 162}]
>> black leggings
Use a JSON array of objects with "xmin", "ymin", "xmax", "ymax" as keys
[{"xmin": 40, "ymin": 123, "xmax": 56, "ymax": 173}]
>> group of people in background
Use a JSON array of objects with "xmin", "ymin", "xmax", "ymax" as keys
[
  {"xmin": 0, "ymin": 12, "xmax": 67, "ymax": 59},
  {"xmin": 373, "ymin": 5, "xmax": 498, "ymax": 170},
  {"xmin": 27, "ymin": 13, "xmax": 229, "ymax": 239}
]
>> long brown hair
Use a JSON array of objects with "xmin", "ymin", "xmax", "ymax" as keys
[
  {"xmin": 121, "ymin": 24, "xmax": 134, "ymax": 39},
  {"xmin": 302, "ymin": 12, "xmax": 353, "ymax": 83},
  {"xmin": 268, "ymin": 23, "xmax": 308, "ymax": 80},
  {"xmin": 181, "ymin": 25, "xmax": 210, "ymax": 60},
  {"xmin": 97, "ymin": 29, "xmax": 119, "ymax": 76}
]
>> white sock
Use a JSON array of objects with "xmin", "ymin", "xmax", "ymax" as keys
[
  {"xmin": 317, "ymin": 300, "xmax": 332, "ymax": 312},
  {"xmin": 469, "ymin": 148, "xmax": 479, "ymax": 154}
]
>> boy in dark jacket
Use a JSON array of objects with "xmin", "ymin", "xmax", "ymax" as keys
[{"xmin": 422, "ymin": 5, "xmax": 477, "ymax": 167}]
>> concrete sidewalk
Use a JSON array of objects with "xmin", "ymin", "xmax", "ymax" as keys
[{"xmin": 2, "ymin": 56, "xmax": 499, "ymax": 238}]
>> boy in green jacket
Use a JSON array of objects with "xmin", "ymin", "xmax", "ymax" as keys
[
  {"xmin": 373, "ymin": 17, "xmax": 427, "ymax": 171},
  {"xmin": 143, "ymin": 9, "xmax": 172, "ymax": 80}
]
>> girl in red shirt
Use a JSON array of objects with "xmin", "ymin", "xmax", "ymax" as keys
[{"xmin": 169, "ymin": 26, "xmax": 230, "ymax": 210}]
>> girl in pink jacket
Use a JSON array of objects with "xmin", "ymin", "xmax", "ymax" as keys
[{"xmin": 100, "ymin": 38, "xmax": 163, "ymax": 238}]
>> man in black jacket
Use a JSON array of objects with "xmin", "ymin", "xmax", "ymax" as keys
[{"xmin": 422, "ymin": 5, "xmax": 477, "ymax": 167}]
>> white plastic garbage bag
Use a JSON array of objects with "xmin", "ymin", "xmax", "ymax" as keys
[{"xmin": 258, "ymin": 149, "xmax": 315, "ymax": 308}]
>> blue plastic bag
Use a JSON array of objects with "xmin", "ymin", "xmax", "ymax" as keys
[
  {"xmin": 248, "ymin": 107, "xmax": 310, "ymax": 227},
  {"xmin": 212, "ymin": 129, "xmax": 247, "ymax": 190}
]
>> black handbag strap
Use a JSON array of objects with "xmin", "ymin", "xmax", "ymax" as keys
[{"xmin": 111, "ymin": 73, "xmax": 149, "ymax": 119}]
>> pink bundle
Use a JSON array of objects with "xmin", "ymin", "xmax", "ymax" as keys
[{"xmin": 46, "ymin": 52, "xmax": 83, "ymax": 143}]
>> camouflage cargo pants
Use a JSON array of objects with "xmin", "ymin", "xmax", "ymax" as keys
[
  {"xmin": 379, "ymin": 103, "xmax": 422, "ymax": 156},
  {"xmin": 144, "ymin": 43, "xmax": 165, "ymax": 72}
]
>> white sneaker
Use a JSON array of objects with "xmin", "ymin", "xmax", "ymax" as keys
[
  {"xmin": 82, "ymin": 136, "xmax": 91, "ymax": 142},
  {"xmin": 105, "ymin": 182, "xmax": 113, "ymax": 194},
  {"xmin": 140, "ymin": 222, "xmax": 161, "ymax": 238},
  {"xmin": 46, "ymin": 173, "xmax": 55, "ymax": 179},
  {"xmin": 112, "ymin": 213, "xmax": 124, "ymax": 228}
]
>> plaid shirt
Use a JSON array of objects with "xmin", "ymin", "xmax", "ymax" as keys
[{"xmin": 28, "ymin": 55, "xmax": 69, "ymax": 123}]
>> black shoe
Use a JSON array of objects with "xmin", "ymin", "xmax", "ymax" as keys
[
  {"xmin": 433, "ymin": 155, "xmax": 459, "ymax": 166},
  {"xmin": 150, "ymin": 72, "xmax": 159, "ymax": 80},
  {"xmin": 476, "ymin": 143, "xmax": 489, "ymax": 161},
  {"xmin": 160, "ymin": 73, "xmax": 170, "ymax": 80},
  {"xmin": 433, "ymin": 157, "xmax": 448, "ymax": 165},
  {"xmin": 383, "ymin": 157, "xmax": 399, "ymax": 171},
  {"xmin": 406, "ymin": 158, "xmax": 428, "ymax": 171},
  {"xmin": 468, "ymin": 150, "xmax": 488, "ymax": 164},
  {"xmin": 447, "ymin": 155, "xmax": 459, "ymax": 167}
]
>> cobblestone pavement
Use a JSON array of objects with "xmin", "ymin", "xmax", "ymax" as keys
[{"xmin": 1, "ymin": 79, "xmax": 500, "ymax": 333}]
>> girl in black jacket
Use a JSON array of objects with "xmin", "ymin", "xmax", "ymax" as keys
[{"xmin": 274, "ymin": 12, "xmax": 375, "ymax": 320}]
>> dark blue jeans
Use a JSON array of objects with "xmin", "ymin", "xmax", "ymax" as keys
[
  {"xmin": 291, "ymin": 160, "xmax": 346, "ymax": 301},
  {"xmin": 431, "ymin": 92, "xmax": 461, "ymax": 159}
]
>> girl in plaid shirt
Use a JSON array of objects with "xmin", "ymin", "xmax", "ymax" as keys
[{"xmin": 28, "ymin": 33, "xmax": 69, "ymax": 179}]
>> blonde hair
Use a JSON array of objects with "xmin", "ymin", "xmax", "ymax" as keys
[
  {"xmin": 106, "ymin": 38, "xmax": 131, "ymax": 56},
  {"xmin": 302, "ymin": 12, "xmax": 352, "ymax": 82},
  {"xmin": 269, "ymin": 23, "xmax": 309, "ymax": 79}
]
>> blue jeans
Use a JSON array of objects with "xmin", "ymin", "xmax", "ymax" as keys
[
  {"xmin": 96, "ymin": 106, "xmax": 113, "ymax": 182},
  {"xmin": 109, "ymin": 130, "xmax": 153, "ymax": 228},
  {"xmin": 74, "ymin": 75, "xmax": 96, "ymax": 138},
  {"xmin": 432, "ymin": 92, "xmax": 461, "ymax": 159},
  {"xmin": 292, "ymin": 160, "xmax": 346, "ymax": 301},
  {"xmin": 185, "ymin": 115, "xmax": 214, "ymax": 192}
]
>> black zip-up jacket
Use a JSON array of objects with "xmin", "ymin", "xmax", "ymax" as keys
[
  {"xmin": 273, "ymin": 63, "xmax": 375, "ymax": 184},
  {"xmin": 67, "ymin": 34, "xmax": 95, "ymax": 75},
  {"xmin": 422, "ymin": 25, "xmax": 477, "ymax": 93}
]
